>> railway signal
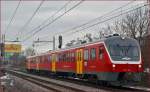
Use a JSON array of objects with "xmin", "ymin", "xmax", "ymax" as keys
[{"xmin": 58, "ymin": 35, "xmax": 62, "ymax": 49}]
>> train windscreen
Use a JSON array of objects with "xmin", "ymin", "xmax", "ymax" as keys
[{"xmin": 105, "ymin": 36, "xmax": 140, "ymax": 61}]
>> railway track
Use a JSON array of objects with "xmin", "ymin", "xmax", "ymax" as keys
[
  {"xmin": 6, "ymin": 70, "xmax": 107, "ymax": 92},
  {"xmin": 6, "ymin": 69, "xmax": 150, "ymax": 92}
]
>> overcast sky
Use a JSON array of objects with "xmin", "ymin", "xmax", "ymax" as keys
[{"xmin": 1, "ymin": 0, "xmax": 146, "ymax": 53}]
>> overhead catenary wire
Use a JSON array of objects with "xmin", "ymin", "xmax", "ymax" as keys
[
  {"xmin": 22, "ymin": 0, "xmax": 84, "ymax": 42},
  {"xmin": 65, "ymin": 3, "xmax": 148, "ymax": 36},
  {"xmin": 54, "ymin": 0, "xmax": 136, "ymax": 36},
  {"xmin": 33, "ymin": 0, "xmax": 145, "ymax": 46},
  {"xmin": 20, "ymin": 0, "xmax": 72, "ymax": 47},
  {"xmin": 17, "ymin": 0, "xmax": 45, "ymax": 38},
  {"xmin": 39, "ymin": 0, "xmax": 136, "ymax": 39},
  {"xmin": 21, "ymin": 0, "xmax": 148, "ymax": 51},
  {"xmin": 5, "ymin": 0, "xmax": 21, "ymax": 34},
  {"xmin": 21, "ymin": 0, "xmax": 72, "ymax": 40}
]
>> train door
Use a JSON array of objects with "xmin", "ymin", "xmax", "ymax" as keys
[
  {"xmin": 27, "ymin": 58, "xmax": 30, "ymax": 70},
  {"xmin": 52, "ymin": 54, "xmax": 56, "ymax": 72},
  {"xmin": 36, "ymin": 57, "xmax": 40, "ymax": 71},
  {"xmin": 76, "ymin": 49, "xmax": 83, "ymax": 74}
]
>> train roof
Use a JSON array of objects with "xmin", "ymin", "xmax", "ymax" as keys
[
  {"xmin": 27, "ymin": 35, "xmax": 138, "ymax": 59},
  {"xmin": 27, "ymin": 38, "xmax": 106, "ymax": 59}
]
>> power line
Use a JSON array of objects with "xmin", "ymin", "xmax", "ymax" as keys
[
  {"xmin": 17, "ymin": 0, "xmax": 45, "ymax": 38},
  {"xmin": 65, "ymin": 3, "xmax": 148, "ymax": 36},
  {"xmin": 39, "ymin": 0, "xmax": 136, "ymax": 39},
  {"xmin": 5, "ymin": 0, "xmax": 21, "ymax": 34},
  {"xmin": 54, "ymin": 0, "xmax": 136, "ymax": 36},
  {"xmin": 22, "ymin": 0, "xmax": 84, "ymax": 42},
  {"xmin": 20, "ymin": 0, "xmax": 73, "ymax": 47},
  {"xmin": 20, "ymin": 0, "xmax": 72, "ymax": 40}
]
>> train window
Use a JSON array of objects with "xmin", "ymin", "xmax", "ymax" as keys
[
  {"xmin": 79, "ymin": 52, "xmax": 81, "ymax": 61},
  {"xmin": 45, "ymin": 56, "xmax": 48, "ymax": 62},
  {"xmin": 80, "ymin": 52, "xmax": 82, "ymax": 61},
  {"xmin": 61, "ymin": 54, "xmax": 63, "ymax": 61},
  {"xmin": 68, "ymin": 52, "xmax": 71, "ymax": 62},
  {"xmin": 60, "ymin": 54, "xmax": 62, "ymax": 62},
  {"xmin": 66, "ymin": 53, "xmax": 68, "ymax": 61},
  {"xmin": 65, "ymin": 53, "xmax": 67, "ymax": 62},
  {"xmin": 32, "ymin": 58, "xmax": 34, "ymax": 63},
  {"xmin": 44, "ymin": 56, "xmax": 46, "ymax": 62},
  {"xmin": 72, "ymin": 52, "xmax": 75, "ymax": 62},
  {"xmin": 70, "ymin": 52, "xmax": 74, "ymax": 62},
  {"xmin": 62, "ymin": 53, "xmax": 66, "ymax": 62},
  {"xmin": 48, "ymin": 56, "xmax": 50, "ymax": 62},
  {"xmin": 56, "ymin": 54, "xmax": 58, "ymax": 62},
  {"xmin": 49, "ymin": 55, "xmax": 52, "ymax": 62},
  {"xmin": 36, "ymin": 57, "xmax": 38, "ymax": 63},
  {"xmin": 62, "ymin": 54, "xmax": 64, "ymax": 61},
  {"xmin": 70, "ymin": 53, "xmax": 72, "ymax": 61},
  {"xmin": 99, "ymin": 47, "xmax": 104, "ymax": 60},
  {"xmin": 67, "ymin": 53, "xmax": 70, "ymax": 61},
  {"xmin": 58, "ymin": 54, "xmax": 60, "ymax": 62},
  {"xmin": 69, "ymin": 53, "xmax": 71, "ymax": 61},
  {"xmin": 43, "ymin": 56, "xmax": 45, "ymax": 63},
  {"xmin": 84, "ymin": 49, "xmax": 89, "ymax": 61},
  {"xmin": 64, "ymin": 54, "xmax": 65, "ymax": 62},
  {"xmin": 52, "ymin": 54, "xmax": 55, "ymax": 62},
  {"xmin": 76, "ymin": 51, "xmax": 78, "ymax": 61},
  {"xmin": 77, "ymin": 51, "xmax": 81, "ymax": 61},
  {"xmin": 80, "ymin": 51, "xmax": 82, "ymax": 61},
  {"xmin": 70, "ymin": 53, "xmax": 72, "ymax": 62},
  {"xmin": 91, "ymin": 48, "xmax": 96, "ymax": 60},
  {"xmin": 77, "ymin": 52, "xmax": 78, "ymax": 61},
  {"xmin": 78, "ymin": 52, "xmax": 80, "ymax": 61},
  {"xmin": 42, "ymin": 56, "xmax": 44, "ymax": 63}
]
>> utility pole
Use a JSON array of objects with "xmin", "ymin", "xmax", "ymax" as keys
[
  {"xmin": 53, "ymin": 36, "xmax": 55, "ymax": 50},
  {"xmin": 148, "ymin": 0, "xmax": 150, "ymax": 35},
  {"xmin": 1, "ymin": 34, "xmax": 5, "ymax": 63},
  {"xmin": 33, "ymin": 36, "xmax": 55, "ymax": 52}
]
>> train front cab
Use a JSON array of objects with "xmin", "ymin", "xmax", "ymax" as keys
[{"xmin": 96, "ymin": 36, "xmax": 143, "ymax": 86}]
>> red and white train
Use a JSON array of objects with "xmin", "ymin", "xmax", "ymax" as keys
[{"xmin": 26, "ymin": 35, "xmax": 143, "ymax": 85}]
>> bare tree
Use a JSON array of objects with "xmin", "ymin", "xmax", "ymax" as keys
[
  {"xmin": 112, "ymin": 7, "xmax": 149, "ymax": 42},
  {"xmin": 112, "ymin": 20, "xmax": 127, "ymax": 36},
  {"xmin": 123, "ymin": 10, "xmax": 139, "ymax": 39},
  {"xmin": 136, "ymin": 8, "xmax": 149, "ymax": 44},
  {"xmin": 96, "ymin": 6, "xmax": 149, "ymax": 46},
  {"xmin": 98, "ymin": 31, "xmax": 105, "ymax": 39},
  {"xmin": 101, "ymin": 24, "xmax": 113, "ymax": 36}
]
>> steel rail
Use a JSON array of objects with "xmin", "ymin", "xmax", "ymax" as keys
[{"xmin": 7, "ymin": 70, "xmax": 87, "ymax": 92}]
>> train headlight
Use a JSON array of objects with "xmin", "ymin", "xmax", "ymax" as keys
[
  {"xmin": 139, "ymin": 65, "xmax": 142, "ymax": 68},
  {"xmin": 112, "ymin": 64, "xmax": 116, "ymax": 68}
]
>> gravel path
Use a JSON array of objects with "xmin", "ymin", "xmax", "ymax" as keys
[{"xmin": 2, "ymin": 75, "xmax": 52, "ymax": 92}]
